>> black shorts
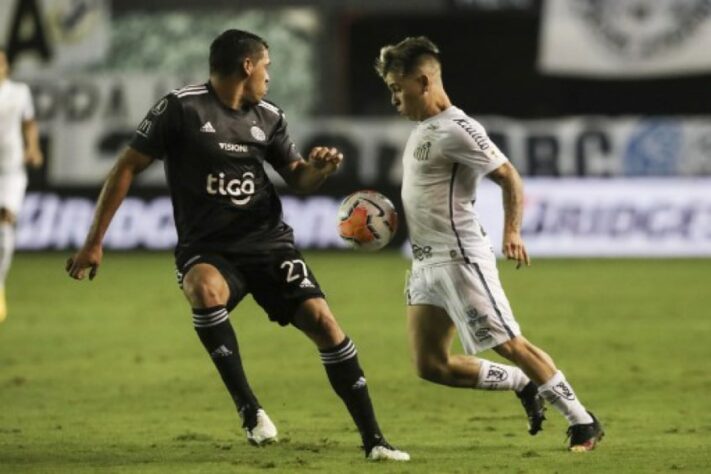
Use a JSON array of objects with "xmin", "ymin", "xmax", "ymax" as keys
[{"xmin": 176, "ymin": 249, "xmax": 325, "ymax": 326}]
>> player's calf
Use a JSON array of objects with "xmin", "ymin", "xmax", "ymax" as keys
[{"xmin": 192, "ymin": 306, "xmax": 266, "ymax": 437}]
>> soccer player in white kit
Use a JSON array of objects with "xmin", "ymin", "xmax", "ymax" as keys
[
  {"xmin": 375, "ymin": 37, "xmax": 604, "ymax": 452},
  {"xmin": 0, "ymin": 47, "xmax": 43, "ymax": 322}
]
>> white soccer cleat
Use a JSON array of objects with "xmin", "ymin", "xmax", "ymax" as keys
[
  {"xmin": 367, "ymin": 444, "xmax": 411, "ymax": 462},
  {"xmin": 245, "ymin": 409, "xmax": 278, "ymax": 446}
]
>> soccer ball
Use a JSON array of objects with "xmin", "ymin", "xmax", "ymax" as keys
[{"xmin": 337, "ymin": 190, "xmax": 398, "ymax": 251}]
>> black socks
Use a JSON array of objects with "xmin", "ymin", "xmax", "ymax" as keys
[
  {"xmin": 320, "ymin": 337, "xmax": 384, "ymax": 451},
  {"xmin": 193, "ymin": 306, "xmax": 261, "ymax": 427}
]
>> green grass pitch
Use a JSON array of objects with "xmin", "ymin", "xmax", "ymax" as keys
[{"xmin": 1, "ymin": 252, "xmax": 711, "ymax": 473}]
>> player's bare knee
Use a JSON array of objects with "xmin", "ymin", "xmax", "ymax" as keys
[
  {"xmin": 310, "ymin": 308, "xmax": 337, "ymax": 334},
  {"xmin": 183, "ymin": 270, "xmax": 228, "ymax": 307},
  {"xmin": 318, "ymin": 311, "xmax": 342, "ymax": 338},
  {"xmin": 294, "ymin": 298, "xmax": 343, "ymax": 345},
  {"xmin": 414, "ymin": 357, "xmax": 446, "ymax": 383},
  {"xmin": 184, "ymin": 281, "xmax": 223, "ymax": 307}
]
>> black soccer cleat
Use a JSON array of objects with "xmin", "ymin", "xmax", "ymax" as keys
[
  {"xmin": 567, "ymin": 411, "xmax": 604, "ymax": 452},
  {"xmin": 516, "ymin": 381, "xmax": 546, "ymax": 435}
]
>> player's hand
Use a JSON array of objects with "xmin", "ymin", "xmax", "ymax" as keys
[
  {"xmin": 66, "ymin": 245, "xmax": 103, "ymax": 281},
  {"xmin": 308, "ymin": 146, "xmax": 343, "ymax": 175},
  {"xmin": 24, "ymin": 148, "xmax": 44, "ymax": 169},
  {"xmin": 503, "ymin": 231, "xmax": 530, "ymax": 269}
]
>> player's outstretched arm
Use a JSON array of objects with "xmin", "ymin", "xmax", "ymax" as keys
[
  {"xmin": 66, "ymin": 147, "xmax": 154, "ymax": 280},
  {"xmin": 278, "ymin": 146, "xmax": 343, "ymax": 194},
  {"xmin": 488, "ymin": 162, "xmax": 531, "ymax": 269}
]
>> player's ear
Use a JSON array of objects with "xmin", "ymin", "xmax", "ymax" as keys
[
  {"xmin": 242, "ymin": 57, "xmax": 254, "ymax": 77},
  {"xmin": 418, "ymin": 73, "xmax": 430, "ymax": 94}
]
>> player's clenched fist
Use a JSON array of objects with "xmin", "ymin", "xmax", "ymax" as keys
[
  {"xmin": 308, "ymin": 146, "xmax": 343, "ymax": 174},
  {"xmin": 66, "ymin": 245, "xmax": 103, "ymax": 280}
]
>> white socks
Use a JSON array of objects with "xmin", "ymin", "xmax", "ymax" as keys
[
  {"xmin": 475, "ymin": 359, "xmax": 530, "ymax": 392},
  {"xmin": 474, "ymin": 361, "xmax": 593, "ymax": 427},
  {"xmin": 0, "ymin": 222, "xmax": 14, "ymax": 287},
  {"xmin": 538, "ymin": 371, "xmax": 593, "ymax": 425}
]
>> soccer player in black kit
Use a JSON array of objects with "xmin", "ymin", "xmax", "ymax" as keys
[{"xmin": 66, "ymin": 29, "xmax": 409, "ymax": 462}]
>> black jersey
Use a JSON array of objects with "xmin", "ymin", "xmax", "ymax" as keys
[{"xmin": 129, "ymin": 82, "xmax": 301, "ymax": 259}]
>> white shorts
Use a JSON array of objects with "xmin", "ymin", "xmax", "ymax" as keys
[
  {"xmin": 406, "ymin": 258, "xmax": 521, "ymax": 354},
  {"xmin": 0, "ymin": 171, "xmax": 28, "ymax": 215}
]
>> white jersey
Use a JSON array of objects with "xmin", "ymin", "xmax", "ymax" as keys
[
  {"xmin": 0, "ymin": 79, "xmax": 35, "ymax": 174},
  {"xmin": 401, "ymin": 106, "xmax": 507, "ymax": 267}
]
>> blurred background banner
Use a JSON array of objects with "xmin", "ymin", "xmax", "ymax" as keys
[
  {"xmin": 22, "ymin": 111, "xmax": 711, "ymax": 187},
  {"xmin": 539, "ymin": 0, "xmax": 711, "ymax": 78},
  {"xmin": 0, "ymin": 0, "xmax": 110, "ymax": 72},
  {"xmin": 16, "ymin": 193, "xmax": 348, "ymax": 251},
  {"xmin": 27, "ymin": 74, "xmax": 202, "ymax": 186},
  {"xmin": 477, "ymin": 178, "xmax": 711, "ymax": 257},
  {"xmin": 20, "ymin": 177, "xmax": 711, "ymax": 256}
]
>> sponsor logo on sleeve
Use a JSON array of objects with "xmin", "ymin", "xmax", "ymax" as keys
[
  {"xmin": 151, "ymin": 98, "xmax": 168, "ymax": 115},
  {"xmin": 137, "ymin": 119, "xmax": 152, "ymax": 137},
  {"xmin": 453, "ymin": 118, "xmax": 490, "ymax": 150}
]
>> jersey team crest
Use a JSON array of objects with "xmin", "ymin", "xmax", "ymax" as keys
[{"xmin": 251, "ymin": 126, "xmax": 266, "ymax": 141}]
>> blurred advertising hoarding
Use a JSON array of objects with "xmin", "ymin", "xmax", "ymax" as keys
[
  {"xmin": 18, "ymin": 178, "xmax": 711, "ymax": 256},
  {"xmin": 477, "ymin": 178, "xmax": 711, "ymax": 257},
  {"xmin": 23, "ymin": 73, "xmax": 711, "ymax": 186}
]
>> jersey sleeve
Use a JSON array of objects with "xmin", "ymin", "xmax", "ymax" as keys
[
  {"xmin": 442, "ymin": 118, "xmax": 508, "ymax": 175},
  {"xmin": 266, "ymin": 113, "xmax": 301, "ymax": 169},
  {"xmin": 20, "ymin": 84, "xmax": 35, "ymax": 121},
  {"xmin": 128, "ymin": 95, "xmax": 182, "ymax": 160}
]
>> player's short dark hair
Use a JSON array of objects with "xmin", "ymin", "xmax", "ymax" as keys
[
  {"xmin": 209, "ymin": 29, "xmax": 268, "ymax": 76},
  {"xmin": 375, "ymin": 36, "xmax": 441, "ymax": 78}
]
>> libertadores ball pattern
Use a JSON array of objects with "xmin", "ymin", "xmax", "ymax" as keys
[{"xmin": 337, "ymin": 190, "xmax": 398, "ymax": 251}]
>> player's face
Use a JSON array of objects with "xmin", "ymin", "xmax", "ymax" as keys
[
  {"xmin": 384, "ymin": 71, "xmax": 425, "ymax": 121},
  {"xmin": 0, "ymin": 51, "xmax": 8, "ymax": 81},
  {"xmin": 244, "ymin": 48, "xmax": 270, "ymax": 103}
]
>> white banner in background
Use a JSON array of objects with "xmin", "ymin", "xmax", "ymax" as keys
[{"xmin": 539, "ymin": 0, "xmax": 711, "ymax": 77}]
